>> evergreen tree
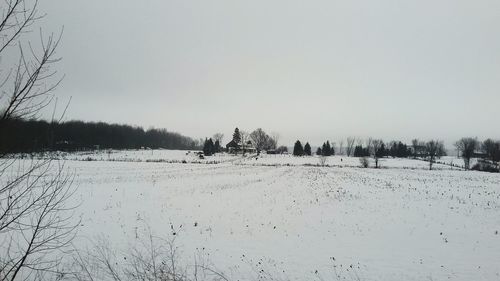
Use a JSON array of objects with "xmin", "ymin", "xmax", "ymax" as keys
[
  {"xmin": 209, "ymin": 138, "xmax": 215, "ymax": 155},
  {"xmin": 232, "ymin": 128, "xmax": 241, "ymax": 144},
  {"xmin": 203, "ymin": 138, "xmax": 215, "ymax": 156},
  {"xmin": 322, "ymin": 141, "xmax": 332, "ymax": 156},
  {"xmin": 354, "ymin": 145, "xmax": 367, "ymax": 157},
  {"xmin": 304, "ymin": 142, "xmax": 312, "ymax": 156},
  {"xmin": 376, "ymin": 142, "xmax": 386, "ymax": 158},
  {"xmin": 316, "ymin": 147, "xmax": 322, "ymax": 156},
  {"xmin": 214, "ymin": 140, "xmax": 221, "ymax": 153},
  {"xmin": 202, "ymin": 138, "xmax": 210, "ymax": 155},
  {"xmin": 389, "ymin": 141, "xmax": 409, "ymax": 158},
  {"xmin": 293, "ymin": 140, "xmax": 304, "ymax": 156}
]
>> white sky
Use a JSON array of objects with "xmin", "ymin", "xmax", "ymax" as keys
[{"xmin": 36, "ymin": 0, "xmax": 500, "ymax": 146}]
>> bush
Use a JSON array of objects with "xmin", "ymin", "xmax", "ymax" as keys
[
  {"xmin": 276, "ymin": 146, "xmax": 288, "ymax": 154},
  {"xmin": 471, "ymin": 163, "xmax": 499, "ymax": 173},
  {"xmin": 318, "ymin": 156, "xmax": 327, "ymax": 166},
  {"xmin": 359, "ymin": 157, "xmax": 369, "ymax": 168}
]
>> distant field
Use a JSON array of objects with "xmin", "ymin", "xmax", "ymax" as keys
[
  {"xmin": 3, "ymin": 150, "xmax": 499, "ymax": 280},
  {"xmin": 15, "ymin": 149, "xmax": 467, "ymax": 170}
]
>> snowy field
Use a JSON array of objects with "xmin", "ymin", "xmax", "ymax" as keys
[
  {"xmin": 19, "ymin": 149, "xmax": 466, "ymax": 170},
  {"xmin": 3, "ymin": 150, "xmax": 500, "ymax": 280}
]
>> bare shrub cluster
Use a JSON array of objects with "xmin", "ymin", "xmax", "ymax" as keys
[{"xmin": 70, "ymin": 231, "xmax": 228, "ymax": 281}]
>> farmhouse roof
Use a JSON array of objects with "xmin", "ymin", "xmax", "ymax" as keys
[{"xmin": 226, "ymin": 140, "xmax": 239, "ymax": 148}]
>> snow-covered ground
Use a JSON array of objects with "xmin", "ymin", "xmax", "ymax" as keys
[
  {"xmin": 237, "ymin": 154, "xmax": 465, "ymax": 170},
  {"xmin": 3, "ymin": 150, "xmax": 500, "ymax": 280},
  {"xmin": 18, "ymin": 149, "xmax": 466, "ymax": 170},
  {"xmin": 18, "ymin": 149, "xmax": 241, "ymax": 164}
]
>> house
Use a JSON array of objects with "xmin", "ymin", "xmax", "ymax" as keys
[
  {"xmin": 241, "ymin": 141, "xmax": 256, "ymax": 154},
  {"xmin": 473, "ymin": 151, "xmax": 488, "ymax": 158},
  {"xmin": 226, "ymin": 140, "xmax": 240, "ymax": 153},
  {"xmin": 226, "ymin": 140, "xmax": 256, "ymax": 154},
  {"xmin": 409, "ymin": 145, "xmax": 426, "ymax": 157}
]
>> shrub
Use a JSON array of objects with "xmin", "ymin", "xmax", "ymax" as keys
[
  {"xmin": 360, "ymin": 157, "xmax": 369, "ymax": 168},
  {"xmin": 471, "ymin": 162, "xmax": 499, "ymax": 173},
  {"xmin": 318, "ymin": 156, "xmax": 327, "ymax": 166}
]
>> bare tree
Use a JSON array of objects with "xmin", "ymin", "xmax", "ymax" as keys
[
  {"xmin": 425, "ymin": 140, "xmax": 440, "ymax": 170},
  {"xmin": 0, "ymin": 1, "xmax": 77, "ymax": 280},
  {"xmin": 212, "ymin": 133, "xmax": 224, "ymax": 145},
  {"xmin": 482, "ymin": 139, "xmax": 500, "ymax": 162},
  {"xmin": 411, "ymin": 139, "xmax": 419, "ymax": 158},
  {"xmin": 338, "ymin": 139, "xmax": 344, "ymax": 156},
  {"xmin": 365, "ymin": 138, "xmax": 373, "ymax": 156},
  {"xmin": 436, "ymin": 141, "xmax": 446, "ymax": 158},
  {"xmin": 359, "ymin": 157, "xmax": 369, "ymax": 168},
  {"xmin": 270, "ymin": 132, "xmax": 280, "ymax": 150},
  {"xmin": 0, "ymin": 161, "xmax": 77, "ymax": 280},
  {"xmin": 346, "ymin": 137, "xmax": 356, "ymax": 157},
  {"xmin": 356, "ymin": 138, "xmax": 363, "ymax": 147},
  {"xmin": 276, "ymin": 145, "xmax": 288, "ymax": 154},
  {"xmin": 0, "ymin": 4, "xmax": 64, "ymax": 123},
  {"xmin": 239, "ymin": 130, "xmax": 250, "ymax": 154},
  {"xmin": 211, "ymin": 133, "xmax": 224, "ymax": 153},
  {"xmin": 71, "ymin": 230, "xmax": 228, "ymax": 281},
  {"xmin": 318, "ymin": 155, "xmax": 327, "ymax": 166},
  {"xmin": 370, "ymin": 139, "xmax": 383, "ymax": 168},
  {"xmin": 249, "ymin": 128, "xmax": 271, "ymax": 153},
  {"xmin": 455, "ymin": 137, "xmax": 479, "ymax": 170}
]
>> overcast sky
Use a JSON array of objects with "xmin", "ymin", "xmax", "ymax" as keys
[{"xmin": 37, "ymin": 0, "xmax": 500, "ymax": 146}]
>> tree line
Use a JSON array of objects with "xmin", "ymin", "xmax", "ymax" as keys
[
  {"xmin": 0, "ymin": 119, "xmax": 200, "ymax": 153},
  {"xmin": 292, "ymin": 140, "xmax": 335, "ymax": 156},
  {"xmin": 290, "ymin": 137, "xmax": 499, "ymax": 172},
  {"xmin": 212, "ymin": 132, "xmax": 499, "ymax": 173}
]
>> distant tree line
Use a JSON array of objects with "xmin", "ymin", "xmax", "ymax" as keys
[
  {"xmin": 292, "ymin": 140, "xmax": 335, "ymax": 156},
  {"xmin": 290, "ymin": 136, "xmax": 499, "ymax": 172},
  {"xmin": 316, "ymin": 141, "xmax": 334, "ymax": 156},
  {"xmin": 0, "ymin": 119, "xmax": 200, "ymax": 153}
]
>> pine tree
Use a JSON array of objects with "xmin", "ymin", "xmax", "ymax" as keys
[
  {"xmin": 203, "ymin": 138, "xmax": 215, "ymax": 156},
  {"xmin": 322, "ymin": 141, "xmax": 332, "ymax": 156},
  {"xmin": 208, "ymin": 138, "xmax": 215, "ymax": 155},
  {"xmin": 376, "ymin": 143, "xmax": 386, "ymax": 158},
  {"xmin": 304, "ymin": 142, "xmax": 312, "ymax": 156},
  {"xmin": 214, "ymin": 140, "xmax": 220, "ymax": 153},
  {"xmin": 293, "ymin": 140, "xmax": 304, "ymax": 156},
  {"xmin": 232, "ymin": 128, "xmax": 241, "ymax": 144},
  {"xmin": 316, "ymin": 147, "xmax": 322, "ymax": 156},
  {"xmin": 354, "ymin": 145, "xmax": 363, "ymax": 157},
  {"xmin": 202, "ymin": 138, "xmax": 211, "ymax": 156}
]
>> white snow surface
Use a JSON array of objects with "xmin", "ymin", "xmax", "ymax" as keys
[{"xmin": 3, "ymin": 150, "xmax": 500, "ymax": 280}]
